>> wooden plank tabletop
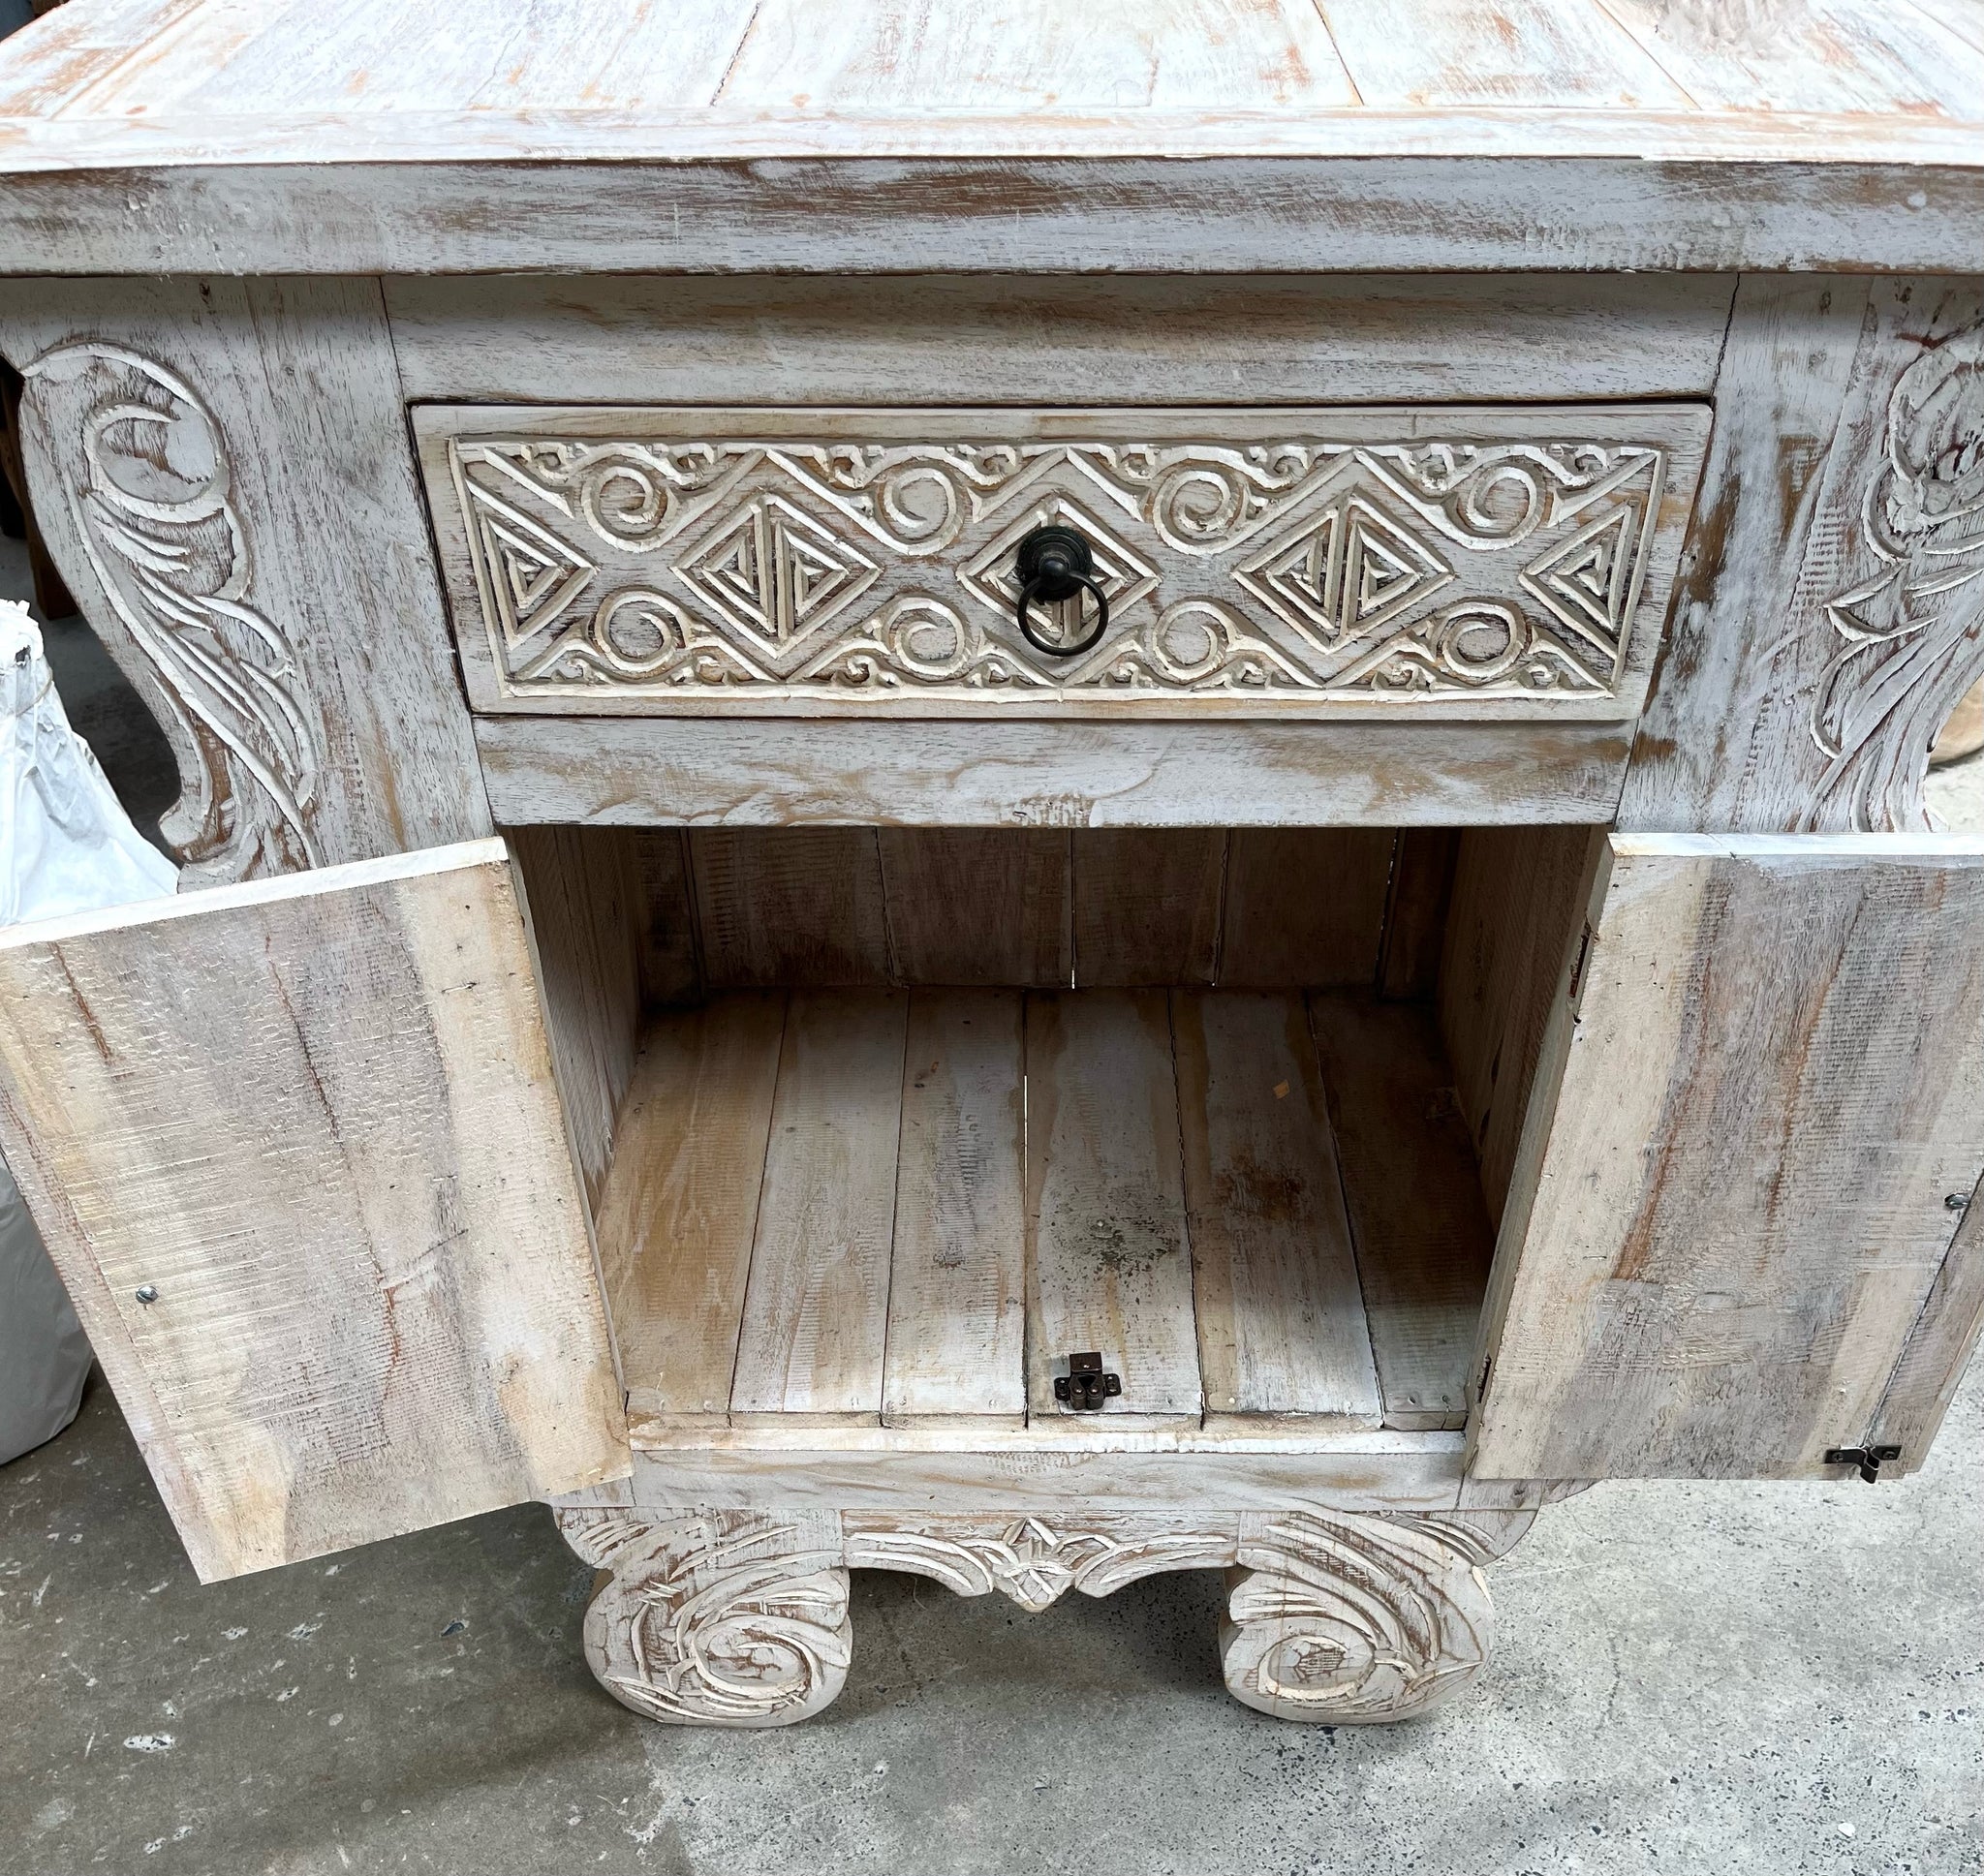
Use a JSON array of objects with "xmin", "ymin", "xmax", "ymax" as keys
[{"xmin": 0, "ymin": 0, "xmax": 1981, "ymax": 273}]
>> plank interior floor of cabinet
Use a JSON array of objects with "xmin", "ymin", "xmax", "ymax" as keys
[{"xmin": 596, "ymin": 986, "xmax": 1494, "ymax": 1451}]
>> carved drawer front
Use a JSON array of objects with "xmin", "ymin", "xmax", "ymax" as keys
[{"xmin": 413, "ymin": 405, "xmax": 1710, "ymax": 721}]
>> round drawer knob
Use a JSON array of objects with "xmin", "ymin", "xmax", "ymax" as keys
[{"xmin": 1013, "ymin": 524, "xmax": 1110, "ymax": 659}]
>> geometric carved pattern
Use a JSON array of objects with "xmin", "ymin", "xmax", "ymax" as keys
[
  {"xmin": 21, "ymin": 342, "xmax": 325, "ymax": 882},
  {"xmin": 424, "ymin": 408, "xmax": 1709, "ymax": 716},
  {"xmin": 556, "ymin": 1504, "xmax": 1534, "ymax": 1729},
  {"xmin": 1812, "ymin": 318, "xmax": 1984, "ymax": 831}
]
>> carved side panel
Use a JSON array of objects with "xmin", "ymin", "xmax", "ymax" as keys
[
  {"xmin": 19, "ymin": 342, "xmax": 323, "ymax": 880},
  {"xmin": 415, "ymin": 405, "xmax": 1710, "ymax": 720},
  {"xmin": 0, "ymin": 276, "xmax": 492, "ymax": 879},
  {"xmin": 1809, "ymin": 317, "xmax": 1984, "ymax": 830},
  {"xmin": 1621, "ymin": 275, "xmax": 1984, "ymax": 834}
]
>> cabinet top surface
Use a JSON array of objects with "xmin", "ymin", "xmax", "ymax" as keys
[{"xmin": 2, "ymin": 0, "xmax": 1983, "ymax": 275}]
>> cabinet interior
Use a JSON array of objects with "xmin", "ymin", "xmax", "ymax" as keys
[{"xmin": 512, "ymin": 824, "xmax": 1596, "ymax": 1452}]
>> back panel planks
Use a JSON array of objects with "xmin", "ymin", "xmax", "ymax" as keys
[
  {"xmin": 598, "ymin": 993, "xmax": 788, "ymax": 1424},
  {"xmin": 878, "ymin": 829, "xmax": 1071, "ymax": 987},
  {"xmin": 1439, "ymin": 826, "xmax": 1598, "ymax": 1218},
  {"xmin": 1174, "ymin": 992, "xmax": 1381, "ymax": 1428},
  {"xmin": 730, "ymin": 990, "xmax": 909, "ymax": 1423},
  {"xmin": 883, "ymin": 991, "xmax": 1028, "ymax": 1427},
  {"xmin": 1220, "ymin": 829, "xmax": 1395, "ymax": 988},
  {"xmin": 691, "ymin": 827, "xmax": 892, "ymax": 986},
  {"xmin": 1071, "ymin": 830, "xmax": 1225, "ymax": 987},
  {"xmin": 1024, "ymin": 990, "xmax": 1203, "ymax": 1429},
  {"xmin": 1310, "ymin": 993, "xmax": 1496, "ymax": 1430}
]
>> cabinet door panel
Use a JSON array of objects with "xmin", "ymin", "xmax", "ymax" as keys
[
  {"xmin": 0, "ymin": 840, "xmax": 629, "ymax": 1580},
  {"xmin": 1472, "ymin": 834, "xmax": 1984, "ymax": 1481}
]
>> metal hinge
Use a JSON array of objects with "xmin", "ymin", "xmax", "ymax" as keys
[
  {"xmin": 1054, "ymin": 1351, "xmax": 1122, "ymax": 1412},
  {"xmin": 1824, "ymin": 1444, "xmax": 1901, "ymax": 1484}
]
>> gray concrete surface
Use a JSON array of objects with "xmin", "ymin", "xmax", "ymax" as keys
[
  {"xmin": 1, "ymin": 1364, "xmax": 1977, "ymax": 1875},
  {"xmin": 4, "ymin": 521, "xmax": 1982, "ymax": 1876}
]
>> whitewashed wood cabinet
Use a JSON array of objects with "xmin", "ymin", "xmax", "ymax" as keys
[{"xmin": 2, "ymin": 0, "xmax": 1982, "ymax": 1730}]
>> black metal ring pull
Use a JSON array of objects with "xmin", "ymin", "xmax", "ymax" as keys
[{"xmin": 1014, "ymin": 524, "xmax": 1110, "ymax": 658}]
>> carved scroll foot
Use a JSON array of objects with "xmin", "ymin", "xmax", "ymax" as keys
[
  {"xmin": 555, "ymin": 1509, "xmax": 852, "ymax": 1728},
  {"xmin": 1219, "ymin": 1512, "xmax": 1501, "ymax": 1724}
]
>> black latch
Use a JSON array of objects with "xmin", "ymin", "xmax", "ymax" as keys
[
  {"xmin": 1054, "ymin": 1351, "xmax": 1122, "ymax": 1412},
  {"xmin": 1824, "ymin": 1444, "xmax": 1901, "ymax": 1483}
]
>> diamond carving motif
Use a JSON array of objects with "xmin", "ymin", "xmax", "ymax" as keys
[{"xmin": 425, "ymin": 409, "xmax": 1708, "ymax": 714}]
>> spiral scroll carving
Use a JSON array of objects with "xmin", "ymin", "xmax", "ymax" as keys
[
  {"xmin": 1220, "ymin": 1513, "xmax": 1496, "ymax": 1724},
  {"xmin": 558, "ymin": 1510, "xmax": 852, "ymax": 1729}
]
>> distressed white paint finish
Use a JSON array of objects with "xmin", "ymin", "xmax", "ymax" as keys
[
  {"xmin": 0, "ymin": 276, "xmax": 492, "ymax": 878},
  {"xmin": 384, "ymin": 274, "xmax": 1736, "ymax": 411},
  {"xmin": 3, "ymin": 4, "xmax": 1984, "ymax": 273},
  {"xmin": 475, "ymin": 715, "xmax": 1633, "ymax": 830},
  {"xmin": 558, "ymin": 1500, "xmax": 1526, "ymax": 1727},
  {"xmin": 416, "ymin": 402, "xmax": 1708, "ymax": 722},
  {"xmin": 1472, "ymin": 834, "xmax": 1984, "ymax": 1480},
  {"xmin": 0, "ymin": 841, "xmax": 630, "ymax": 1582}
]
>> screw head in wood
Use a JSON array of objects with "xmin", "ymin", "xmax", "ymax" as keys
[
  {"xmin": 1948, "ymin": 1193, "xmax": 1971, "ymax": 1212},
  {"xmin": 135, "ymin": 1284, "xmax": 159, "ymax": 1304}
]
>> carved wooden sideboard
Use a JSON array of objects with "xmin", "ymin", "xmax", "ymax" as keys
[{"xmin": 1, "ymin": 0, "xmax": 1982, "ymax": 1731}]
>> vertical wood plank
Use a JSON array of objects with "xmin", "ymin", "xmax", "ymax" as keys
[
  {"xmin": 1071, "ymin": 829, "xmax": 1224, "ymax": 987},
  {"xmin": 1219, "ymin": 829, "xmax": 1395, "ymax": 987},
  {"xmin": 629, "ymin": 828, "xmax": 701, "ymax": 1008},
  {"xmin": 509, "ymin": 824, "xmax": 642, "ymax": 1214},
  {"xmin": 1473, "ymin": 836, "xmax": 1984, "ymax": 1480},
  {"xmin": 1024, "ymin": 990, "xmax": 1202, "ymax": 1427},
  {"xmin": 1869, "ymin": 1163, "xmax": 1984, "ymax": 1473},
  {"xmin": 1378, "ymin": 829, "xmax": 1460, "ymax": 1000},
  {"xmin": 877, "ymin": 829, "xmax": 1070, "ymax": 986},
  {"xmin": 1310, "ymin": 994, "xmax": 1496, "ymax": 1431},
  {"xmin": 730, "ymin": 990, "xmax": 908, "ymax": 1423},
  {"xmin": 0, "ymin": 842, "xmax": 627, "ymax": 1582},
  {"xmin": 1174, "ymin": 991, "xmax": 1380, "ymax": 1426},
  {"xmin": 691, "ymin": 828, "xmax": 891, "ymax": 987},
  {"xmin": 596, "ymin": 994, "xmax": 787, "ymax": 1425},
  {"xmin": 882, "ymin": 990, "xmax": 1027, "ymax": 1427},
  {"xmin": 1439, "ymin": 826, "xmax": 1597, "ymax": 1220}
]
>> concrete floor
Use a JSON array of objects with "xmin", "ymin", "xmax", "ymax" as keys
[{"xmin": 3, "ymin": 539, "xmax": 1982, "ymax": 1875}]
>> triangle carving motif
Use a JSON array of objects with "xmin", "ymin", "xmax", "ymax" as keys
[
  {"xmin": 1521, "ymin": 501, "xmax": 1642, "ymax": 657},
  {"xmin": 469, "ymin": 490, "xmax": 595, "ymax": 653},
  {"xmin": 682, "ymin": 496, "xmax": 878, "ymax": 649},
  {"xmin": 1236, "ymin": 498, "xmax": 1451, "ymax": 648}
]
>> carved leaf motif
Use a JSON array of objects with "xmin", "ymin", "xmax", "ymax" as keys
[
  {"xmin": 22, "ymin": 342, "xmax": 324, "ymax": 883},
  {"xmin": 1812, "ymin": 320, "xmax": 1984, "ymax": 831}
]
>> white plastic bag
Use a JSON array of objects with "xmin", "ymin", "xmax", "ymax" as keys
[
  {"xmin": 3, "ymin": 600, "xmax": 177, "ymax": 922},
  {"xmin": 2, "ymin": 597, "xmax": 178, "ymax": 1462}
]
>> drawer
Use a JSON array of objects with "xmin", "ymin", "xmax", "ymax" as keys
[{"xmin": 414, "ymin": 404, "xmax": 1710, "ymax": 723}]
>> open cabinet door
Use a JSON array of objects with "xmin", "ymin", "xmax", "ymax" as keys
[
  {"xmin": 0, "ymin": 840, "xmax": 631, "ymax": 1580},
  {"xmin": 1471, "ymin": 834, "xmax": 1984, "ymax": 1482}
]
